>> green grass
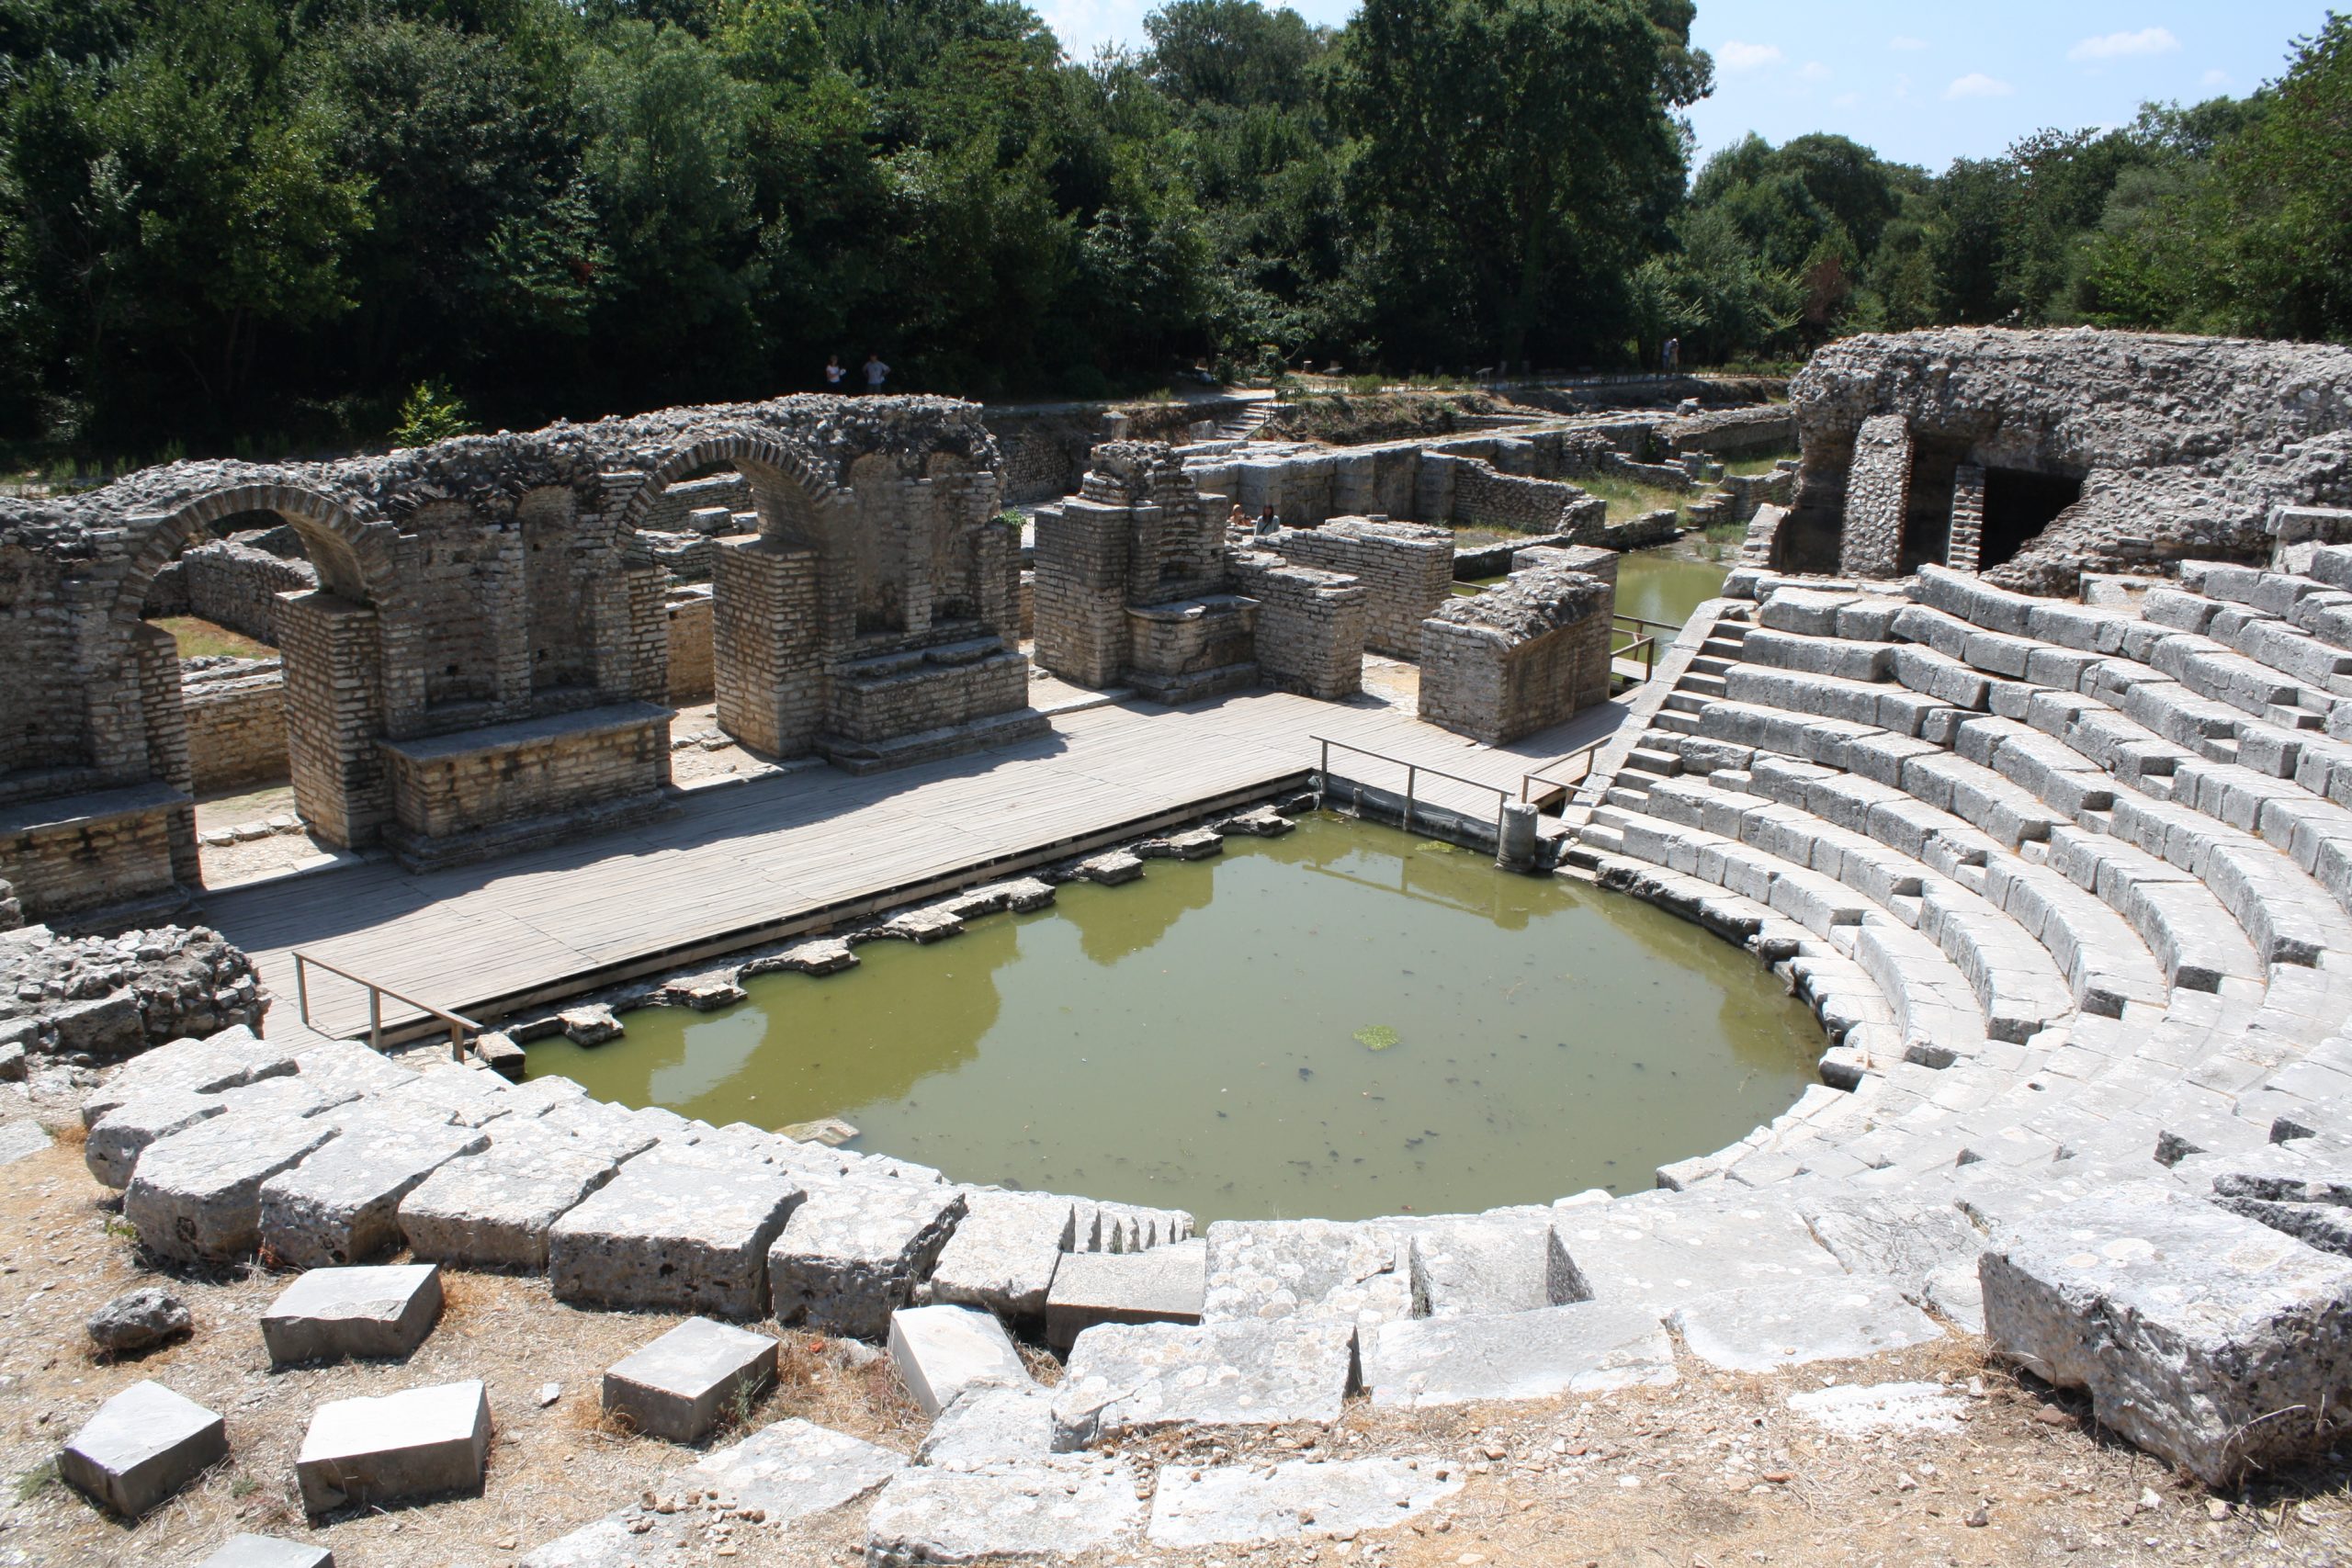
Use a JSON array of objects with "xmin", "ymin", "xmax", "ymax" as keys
[
  {"xmin": 1575, "ymin": 471, "xmax": 1691, "ymax": 525},
  {"xmin": 1719, "ymin": 447, "xmax": 1800, "ymax": 478},
  {"xmin": 152, "ymin": 615, "xmax": 273, "ymax": 660}
]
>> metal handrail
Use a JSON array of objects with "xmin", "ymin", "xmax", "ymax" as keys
[
  {"xmin": 1611, "ymin": 634, "xmax": 1659, "ymax": 682},
  {"xmin": 1311, "ymin": 735, "xmax": 1511, "ymax": 841},
  {"xmin": 293, "ymin": 949, "xmax": 481, "ymax": 1062},
  {"xmin": 1611, "ymin": 612, "xmax": 1682, "ymax": 636},
  {"xmin": 1520, "ymin": 738, "xmax": 1607, "ymax": 804}
]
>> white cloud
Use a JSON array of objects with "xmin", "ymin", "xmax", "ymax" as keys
[
  {"xmin": 2201, "ymin": 67, "xmax": 2231, "ymax": 87},
  {"xmin": 1800, "ymin": 61, "xmax": 1833, "ymax": 83},
  {"xmin": 1889, "ymin": 36, "xmax": 1928, "ymax": 51},
  {"xmin": 2067, "ymin": 27, "xmax": 2181, "ymax": 62},
  {"xmin": 1945, "ymin": 73, "xmax": 2016, "ymax": 100},
  {"xmin": 1718, "ymin": 40, "xmax": 1785, "ymax": 72},
  {"xmin": 1832, "ymin": 92, "xmax": 1860, "ymax": 108}
]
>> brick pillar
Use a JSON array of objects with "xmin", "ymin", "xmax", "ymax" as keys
[
  {"xmin": 1947, "ymin": 463, "xmax": 1986, "ymax": 574},
  {"xmin": 714, "ymin": 536, "xmax": 824, "ymax": 756},
  {"xmin": 132, "ymin": 622, "xmax": 200, "ymax": 885},
  {"xmin": 1033, "ymin": 498, "xmax": 1134, "ymax": 687},
  {"xmin": 1838, "ymin": 414, "xmax": 1913, "ymax": 579},
  {"xmin": 277, "ymin": 590, "xmax": 388, "ymax": 849}
]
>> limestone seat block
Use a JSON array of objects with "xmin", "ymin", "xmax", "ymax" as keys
[
  {"xmin": 1046, "ymin": 1237, "xmax": 1206, "ymax": 1350},
  {"xmin": 261, "ymin": 1263, "xmax": 444, "ymax": 1366},
  {"xmin": 888, "ymin": 1304, "xmax": 1032, "ymax": 1417},
  {"xmin": 768, "ymin": 1179, "xmax": 967, "ymax": 1337},
  {"xmin": 296, "ymin": 1379, "xmax": 491, "ymax": 1515},
  {"xmin": 865, "ymin": 1457, "xmax": 1141, "ymax": 1567},
  {"xmin": 920, "ymin": 1190, "xmax": 1075, "ymax": 1321},
  {"xmin": 258, "ymin": 1113, "xmax": 490, "ymax": 1267},
  {"xmin": 191, "ymin": 1534, "xmax": 334, "ymax": 1568},
  {"xmin": 1148, "ymin": 1454, "xmax": 1464, "ymax": 1548},
  {"xmin": 1361, "ymin": 1301, "xmax": 1677, "ymax": 1409},
  {"xmin": 125, "ymin": 1111, "xmax": 340, "ymax": 1262},
  {"xmin": 59, "ymin": 1379, "xmax": 227, "ymax": 1517},
  {"xmin": 1667, "ymin": 1278, "xmax": 1944, "ymax": 1372},
  {"xmin": 603, "ymin": 1316, "xmax": 778, "ymax": 1443},
  {"xmin": 547, "ymin": 1153, "xmax": 803, "ymax": 1318},
  {"xmin": 1401, "ymin": 1209, "xmax": 1573, "ymax": 1317},
  {"xmin": 915, "ymin": 1384, "xmax": 1056, "ymax": 1470},
  {"xmin": 1546, "ymin": 1190, "xmax": 1843, "ymax": 1313},
  {"xmin": 1983, "ymin": 1187, "xmax": 2352, "ymax": 1485},
  {"xmin": 78, "ymin": 1025, "xmax": 294, "ymax": 1126},
  {"xmin": 398, "ymin": 1141, "xmax": 619, "ymax": 1271},
  {"xmin": 1050, "ymin": 1318, "xmax": 1357, "ymax": 1450},
  {"xmin": 1199, "ymin": 1217, "xmax": 1411, "ymax": 1330}
]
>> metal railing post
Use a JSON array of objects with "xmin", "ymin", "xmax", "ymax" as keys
[
  {"xmin": 1402, "ymin": 764, "xmax": 1417, "ymax": 834},
  {"xmin": 368, "ymin": 987, "xmax": 382, "ymax": 1053},
  {"xmin": 295, "ymin": 954, "xmax": 311, "ymax": 1031},
  {"xmin": 1317, "ymin": 739, "xmax": 1329, "ymax": 812}
]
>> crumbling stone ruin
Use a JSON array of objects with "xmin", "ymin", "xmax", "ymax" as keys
[
  {"xmin": 1, "ymin": 921, "xmax": 264, "ymax": 1064},
  {"xmin": 1780, "ymin": 327, "xmax": 2352, "ymax": 592},
  {"xmin": 0, "ymin": 395, "xmax": 1030, "ymax": 917},
  {"xmin": 1263, "ymin": 517, "xmax": 1455, "ymax": 659},
  {"xmin": 1419, "ymin": 547, "xmax": 1618, "ymax": 744},
  {"xmin": 1032, "ymin": 443, "xmax": 1369, "ymax": 702}
]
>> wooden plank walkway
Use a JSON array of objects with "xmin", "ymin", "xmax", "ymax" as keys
[{"xmin": 205, "ymin": 687, "xmax": 1631, "ymax": 1039}]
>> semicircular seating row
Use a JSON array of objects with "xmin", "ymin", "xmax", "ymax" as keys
[{"xmin": 1572, "ymin": 556, "xmax": 2352, "ymax": 1237}]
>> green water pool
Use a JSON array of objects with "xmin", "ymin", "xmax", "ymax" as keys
[{"xmin": 529, "ymin": 816, "xmax": 1824, "ymax": 1224}]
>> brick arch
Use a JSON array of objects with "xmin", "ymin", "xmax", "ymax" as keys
[
  {"xmin": 616, "ymin": 432, "xmax": 849, "ymax": 547},
  {"xmin": 108, "ymin": 482, "xmax": 389, "ymax": 623}
]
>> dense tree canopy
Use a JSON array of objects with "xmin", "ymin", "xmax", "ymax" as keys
[{"xmin": 0, "ymin": 0, "xmax": 2346, "ymax": 452}]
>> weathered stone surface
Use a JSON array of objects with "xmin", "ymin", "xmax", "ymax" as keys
[
  {"xmin": 1361, "ymin": 1301, "xmax": 1675, "ymax": 1409},
  {"xmin": 473, "ymin": 1032, "xmax": 526, "ymax": 1080},
  {"xmin": 916, "ymin": 1384, "xmax": 1055, "ymax": 1470},
  {"xmin": 1073, "ymin": 851, "xmax": 1144, "ymax": 886},
  {"xmin": 1787, "ymin": 1381, "xmax": 1965, "ymax": 1438},
  {"xmin": 398, "ymin": 1141, "xmax": 619, "ymax": 1270},
  {"xmin": 80, "ymin": 1025, "xmax": 296, "ymax": 1125},
  {"xmin": 1215, "ymin": 806, "xmax": 1294, "ymax": 838},
  {"xmin": 258, "ymin": 1114, "xmax": 489, "ymax": 1267},
  {"xmin": 1046, "ymin": 1236, "xmax": 1206, "ymax": 1350},
  {"xmin": 604, "ymin": 1317, "xmax": 777, "ymax": 1443},
  {"xmin": 1669, "ymin": 1279, "xmax": 1944, "ymax": 1371},
  {"xmin": 84, "ymin": 1088, "xmax": 226, "ymax": 1189},
  {"xmin": 922, "ymin": 1190, "xmax": 1074, "ymax": 1320},
  {"xmin": 1147, "ymin": 1455, "xmax": 1462, "ymax": 1548},
  {"xmin": 1403, "ymin": 1211, "xmax": 1570, "ymax": 1316},
  {"xmin": 1136, "ymin": 829, "xmax": 1223, "ymax": 860},
  {"xmin": 888, "ymin": 1304, "xmax": 1032, "ymax": 1417},
  {"xmin": 768, "ymin": 1179, "xmax": 966, "ymax": 1337},
  {"xmin": 1982, "ymin": 1187, "xmax": 2352, "ymax": 1484},
  {"xmin": 190, "ymin": 1534, "xmax": 334, "ymax": 1568},
  {"xmin": 260, "ymin": 1264, "xmax": 443, "ymax": 1365},
  {"xmin": 296, "ymin": 1380, "xmax": 491, "ymax": 1515},
  {"xmin": 58, "ymin": 1380, "xmax": 227, "ymax": 1517},
  {"xmin": 1199, "ymin": 1218, "xmax": 1409, "ymax": 1330},
  {"xmin": 865, "ymin": 1457, "xmax": 1142, "ymax": 1566},
  {"xmin": 1549, "ymin": 1192, "xmax": 1842, "ymax": 1312},
  {"xmin": 125, "ymin": 1111, "xmax": 339, "ymax": 1261},
  {"xmin": 518, "ymin": 1418, "xmax": 903, "ymax": 1566},
  {"xmin": 558, "ymin": 1006, "xmax": 622, "ymax": 1045},
  {"xmin": 86, "ymin": 1286, "xmax": 192, "ymax": 1354},
  {"xmin": 548, "ymin": 1154, "xmax": 802, "ymax": 1318},
  {"xmin": 1051, "ymin": 1319, "xmax": 1356, "ymax": 1450}
]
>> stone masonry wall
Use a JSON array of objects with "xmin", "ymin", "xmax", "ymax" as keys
[
  {"xmin": 182, "ymin": 660, "xmax": 288, "ymax": 794},
  {"xmin": 1838, "ymin": 413, "xmax": 1913, "ymax": 579},
  {"xmin": 1269, "ymin": 518, "xmax": 1454, "ymax": 659},
  {"xmin": 1227, "ymin": 554, "xmax": 1366, "ymax": 700},
  {"xmin": 379, "ymin": 706, "xmax": 668, "ymax": 843},
  {"xmin": 1948, "ymin": 463, "xmax": 1986, "ymax": 574},
  {"xmin": 1418, "ymin": 565, "xmax": 1614, "ymax": 744},
  {"xmin": 665, "ymin": 587, "xmax": 716, "ymax": 705}
]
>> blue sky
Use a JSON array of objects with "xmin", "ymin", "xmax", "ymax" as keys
[{"xmin": 1035, "ymin": 0, "xmax": 2338, "ymax": 173}]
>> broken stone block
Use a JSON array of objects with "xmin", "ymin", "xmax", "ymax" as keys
[
  {"xmin": 876, "ymin": 906, "xmax": 964, "ymax": 943},
  {"xmin": 59, "ymin": 1380, "xmax": 227, "ymax": 1517},
  {"xmin": 1668, "ymin": 1279, "xmax": 1944, "ymax": 1372},
  {"xmin": 922, "ymin": 1190, "xmax": 1075, "ymax": 1321},
  {"xmin": 548, "ymin": 1154, "xmax": 802, "ymax": 1318},
  {"xmin": 945, "ymin": 878, "xmax": 1056, "ymax": 919},
  {"xmin": 915, "ymin": 1384, "xmax": 1055, "ymax": 1470},
  {"xmin": 1982, "ymin": 1186, "xmax": 2352, "ymax": 1484},
  {"xmin": 260, "ymin": 1264, "xmax": 444, "ymax": 1365},
  {"xmin": 472, "ymin": 1032, "xmax": 526, "ymax": 1081},
  {"xmin": 1548, "ymin": 1190, "xmax": 1843, "ymax": 1312},
  {"xmin": 1046, "ymin": 1237, "xmax": 1206, "ymax": 1350},
  {"xmin": 1360, "ymin": 1301, "xmax": 1677, "ymax": 1409},
  {"xmin": 85, "ymin": 1089, "xmax": 226, "ymax": 1189},
  {"xmin": 775, "ymin": 1116, "xmax": 858, "ymax": 1147},
  {"xmin": 1214, "ymin": 807, "xmax": 1293, "ymax": 838},
  {"xmin": 741, "ymin": 937, "xmax": 857, "ymax": 977},
  {"xmin": 86, "ymin": 1286, "xmax": 192, "ymax": 1354},
  {"xmin": 661, "ymin": 972, "xmax": 745, "ymax": 1011},
  {"xmin": 604, "ymin": 1317, "xmax": 778, "ymax": 1443},
  {"xmin": 1199, "ymin": 1218, "xmax": 1411, "ymax": 1330},
  {"xmin": 1077, "ymin": 1200, "xmax": 1193, "ymax": 1253},
  {"xmin": 1135, "ymin": 829, "xmax": 1223, "ymax": 860},
  {"xmin": 865, "ymin": 1458, "xmax": 1141, "ymax": 1567},
  {"xmin": 191, "ymin": 1534, "xmax": 334, "ymax": 1568},
  {"xmin": 80, "ymin": 1025, "xmax": 295, "ymax": 1126},
  {"xmin": 558, "ymin": 1006, "xmax": 622, "ymax": 1045},
  {"xmin": 399, "ymin": 1143, "xmax": 619, "ymax": 1270},
  {"xmin": 1073, "ymin": 850, "xmax": 1144, "ymax": 886},
  {"xmin": 296, "ymin": 1380, "xmax": 491, "ymax": 1515},
  {"xmin": 888, "ymin": 1304, "xmax": 1032, "ymax": 1417},
  {"xmin": 1051, "ymin": 1319, "xmax": 1356, "ymax": 1450},
  {"xmin": 258, "ymin": 1115, "xmax": 489, "ymax": 1267},
  {"xmin": 517, "ymin": 1417, "xmax": 904, "ymax": 1566},
  {"xmin": 1148, "ymin": 1455, "xmax": 1462, "ymax": 1548},
  {"xmin": 1798, "ymin": 1195, "xmax": 1989, "ymax": 1311},
  {"xmin": 125, "ymin": 1111, "xmax": 339, "ymax": 1262},
  {"xmin": 1403, "ymin": 1210, "xmax": 1571, "ymax": 1316},
  {"xmin": 768, "ymin": 1180, "xmax": 966, "ymax": 1337}
]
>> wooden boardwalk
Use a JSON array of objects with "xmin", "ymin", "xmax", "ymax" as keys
[{"xmin": 205, "ymin": 687, "xmax": 1630, "ymax": 1040}]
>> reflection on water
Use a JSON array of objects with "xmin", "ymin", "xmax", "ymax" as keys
[
  {"xmin": 1615, "ymin": 549, "xmax": 1730, "ymax": 630},
  {"xmin": 533, "ymin": 816, "xmax": 1822, "ymax": 1223}
]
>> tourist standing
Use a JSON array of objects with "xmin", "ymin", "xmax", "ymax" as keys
[
  {"xmin": 824, "ymin": 355, "xmax": 845, "ymax": 389},
  {"xmin": 1255, "ymin": 503, "xmax": 1279, "ymax": 538},
  {"xmin": 1227, "ymin": 502, "xmax": 1250, "ymax": 536},
  {"xmin": 1665, "ymin": 336, "xmax": 1681, "ymax": 373},
  {"xmin": 864, "ymin": 352, "xmax": 889, "ymax": 393}
]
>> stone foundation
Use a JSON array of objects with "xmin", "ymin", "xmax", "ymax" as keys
[
  {"xmin": 182, "ymin": 660, "xmax": 288, "ymax": 795},
  {"xmin": 1418, "ymin": 562, "xmax": 1614, "ymax": 744},
  {"xmin": 378, "ymin": 703, "xmax": 672, "ymax": 870},
  {"xmin": 1227, "ymin": 556, "xmax": 1366, "ymax": 701},
  {"xmin": 1125, "ymin": 597, "xmax": 1261, "ymax": 704},
  {"xmin": 1267, "ymin": 519, "xmax": 1453, "ymax": 659},
  {"xmin": 0, "ymin": 784, "xmax": 193, "ymax": 923}
]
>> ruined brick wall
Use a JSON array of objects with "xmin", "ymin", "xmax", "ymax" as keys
[
  {"xmin": 713, "ymin": 538, "xmax": 824, "ymax": 755},
  {"xmin": 0, "ymin": 790, "xmax": 187, "ymax": 921},
  {"xmin": 641, "ymin": 472, "xmax": 751, "ymax": 533},
  {"xmin": 984, "ymin": 412, "xmax": 1104, "ymax": 503},
  {"xmin": 1228, "ymin": 554, "xmax": 1365, "ymax": 700},
  {"xmin": 379, "ymin": 706, "xmax": 667, "ymax": 843},
  {"xmin": 182, "ymin": 660, "xmax": 288, "ymax": 794},
  {"xmin": 665, "ymin": 587, "xmax": 715, "ymax": 705},
  {"xmin": 1792, "ymin": 328, "xmax": 2352, "ymax": 592},
  {"xmin": 826, "ymin": 645, "xmax": 1028, "ymax": 741},
  {"xmin": 1269, "ymin": 519, "xmax": 1454, "ymax": 659},
  {"xmin": 176, "ymin": 541, "xmax": 315, "ymax": 645},
  {"xmin": 1838, "ymin": 413, "xmax": 1913, "ymax": 579},
  {"xmin": 1662, "ymin": 405, "xmax": 1795, "ymax": 459},
  {"xmin": 1418, "ymin": 566, "xmax": 1614, "ymax": 744}
]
